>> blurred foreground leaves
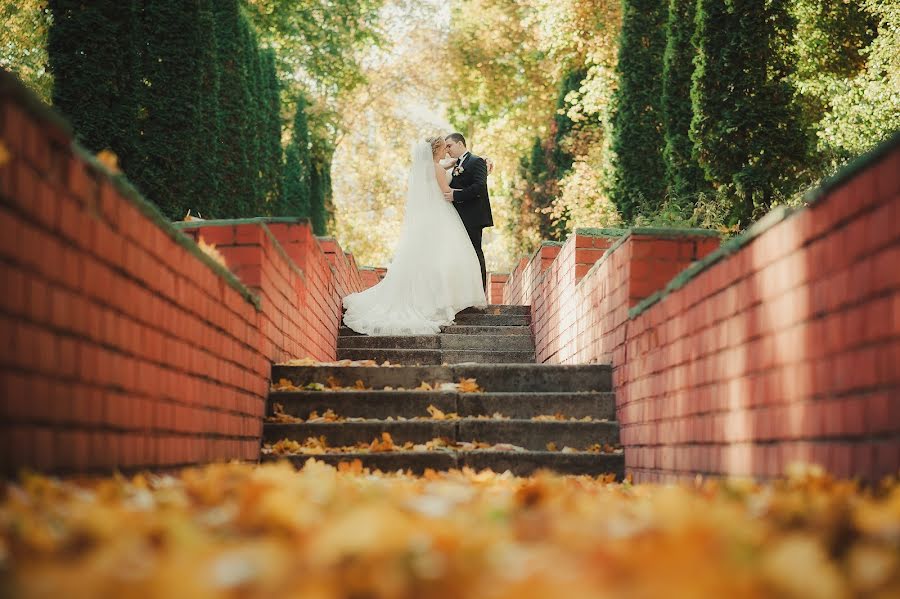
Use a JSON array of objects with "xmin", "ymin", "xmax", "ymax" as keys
[{"xmin": 1, "ymin": 461, "xmax": 898, "ymax": 598}]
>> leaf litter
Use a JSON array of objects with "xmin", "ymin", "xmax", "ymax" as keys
[{"xmin": 2, "ymin": 462, "xmax": 898, "ymax": 598}]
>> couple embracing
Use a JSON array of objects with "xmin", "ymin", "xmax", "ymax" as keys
[{"xmin": 342, "ymin": 133, "xmax": 494, "ymax": 336}]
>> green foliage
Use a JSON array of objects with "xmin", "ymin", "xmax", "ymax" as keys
[
  {"xmin": 609, "ymin": 0, "xmax": 668, "ymax": 222},
  {"xmin": 1, "ymin": 0, "xmax": 52, "ymax": 103},
  {"xmin": 193, "ymin": 0, "xmax": 223, "ymax": 218},
  {"xmin": 137, "ymin": 0, "xmax": 230, "ymax": 219},
  {"xmin": 260, "ymin": 49, "xmax": 283, "ymax": 214},
  {"xmin": 212, "ymin": 0, "xmax": 256, "ymax": 218},
  {"xmin": 239, "ymin": 14, "xmax": 263, "ymax": 210},
  {"xmin": 661, "ymin": 0, "xmax": 708, "ymax": 205},
  {"xmin": 791, "ymin": 0, "xmax": 875, "ymax": 81},
  {"xmin": 309, "ymin": 156, "xmax": 331, "ymax": 236},
  {"xmin": 242, "ymin": 0, "xmax": 384, "ymax": 99},
  {"xmin": 279, "ymin": 96, "xmax": 312, "ymax": 219},
  {"xmin": 509, "ymin": 69, "xmax": 586, "ymax": 247},
  {"xmin": 691, "ymin": 0, "xmax": 809, "ymax": 225},
  {"xmin": 47, "ymin": 1, "xmax": 141, "ymax": 171},
  {"xmin": 814, "ymin": 0, "xmax": 900, "ymax": 162}
]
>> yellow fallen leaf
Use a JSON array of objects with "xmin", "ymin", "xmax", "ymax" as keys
[
  {"xmin": 426, "ymin": 405, "xmax": 459, "ymax": 420},
  {"xmin": 197, "ymin": 235, "xmax": 227, "ymax": 268},
  {"xmin": 457, "ymin": 378, "xmax": 482, "ymax": 393},
  {"xmin": 96, "ymin": 148, "xmax": 120, "ymax": 173}
]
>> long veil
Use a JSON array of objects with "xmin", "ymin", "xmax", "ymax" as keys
[{"xmin": 390, "ymin": 140, "xmax": 442, "ymax": 261}]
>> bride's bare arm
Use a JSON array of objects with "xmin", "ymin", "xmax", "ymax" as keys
[{"xmin": 433, "ymin": 162, "xmax": 453, "ymax": 196}]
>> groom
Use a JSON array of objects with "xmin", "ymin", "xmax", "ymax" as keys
[{"xmin": 443, "ymin": 133, "xmax": 493, "ymax": 290}]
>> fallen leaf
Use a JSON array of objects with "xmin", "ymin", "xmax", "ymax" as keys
[
  {"xmin": 457, "ymin": 378, "xmax": 482, "ymax": 393},
  {"xmin": 0, "ymin": 140, "xmax": 11, "ymax": 167},
  {"xmin": 96, "ymin": 149, "xmax": 120, "ymax": 173}
]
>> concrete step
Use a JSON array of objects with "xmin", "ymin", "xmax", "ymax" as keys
[
  {"xmin": 442, "ymin": 350, "xmax": 535, "ymax": 364},
  {"xmin": 457, "ymin": 419, "xmax": 618, "ymax": 449},
  {"xmin": 459, "ymin": 391, "xmax": 616, "ymax": 420},
  {"xmin": 439, "ymin": 334, "xmax": 534, "ymax": 351},
  {"xmin": 264, "ymin": 420, "xmax": 456, "ymax": 447},
  {"xmin": 271, "ymin": 364, "xmax": 613, "ymax": 393},
  {"xmin": 336, "ymin": 348, "xmax": 536, "ymax": 365},
  {"xmin": 458, "ymin": 305, "xmax": 531, "ymax": 316},
  {"xmin": 269, "ymin": 390, "xmax": 457, "ymax": 420},
  {"xmin": 336, "ymin": 334, "xmax": 534, "ymax": 352},
  {"xmin": 337, "ymin": 335, "xmax": 441, "ymax": 349},
  {"xmin": 269, "ymin": 390, "xmax": 616, "ymax": 420},
  {"xmin": 336, "ymin": 348, "xmax": 442, "ymax": 365},
  {"xmin": 453, "ymin": 363, "xmax": 612, "ymax": 392},
  {"xmin": 264, "ymin": 419, "xmax": 618, "ymax": 451},
  {"xmin": 439, "ymin": 325, "xmax": 531, "ymax": 336},
  {"xmin": 453, "ymin": 313, "xmax": 531, "ymax": 326},
  {"xmin": 262, "ymin": 450, "xmax": 624, "ymax": 477}
]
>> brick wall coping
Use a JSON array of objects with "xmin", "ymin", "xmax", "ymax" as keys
[
  {"xmin": 629, "ymin": 206, "xmax": 793, "ymax": 318},
  {"xmin": 178, "ymin": 219, "xmax": 309, "ymax": 284},
  {"xmin": 573, "ymin": 226, "xmax": 720, "ymax": 292},
  {"xmin": 628, "ymin": 129, "xmax": 900, "ymax": 320},
  {"xmin": 173, "ymin": 216, "xmax": 309, "ymax": 228},
  {"xmin": 572, "ymin": 227, "xmax": 628, "ymax": 237}
]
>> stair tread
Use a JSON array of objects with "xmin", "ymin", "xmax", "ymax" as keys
[
  {"xmin": 265, "ymin": 418, "xmax": 618, "ymax": 426},
  {"xmin": 261, "ymin": 450, "xmax": 624, "ymax": 477}
]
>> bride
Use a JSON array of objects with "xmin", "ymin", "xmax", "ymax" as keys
[{"xmin": 342, "ymin": 136, "xmax": 488, "ymax": 335}]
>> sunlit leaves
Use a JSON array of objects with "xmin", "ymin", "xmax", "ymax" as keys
[{"xmin": 2, "ymin": 463, "xmax": 898, "ymax": 597}]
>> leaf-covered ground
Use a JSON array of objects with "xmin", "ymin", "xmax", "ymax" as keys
[{"xmin": 1, "ymin": 462, "xmax": 898, "ymax": 598}]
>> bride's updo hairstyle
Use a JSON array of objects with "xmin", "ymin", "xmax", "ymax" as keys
[{"xmin": 426, "ymin": 136, "xmax": 445, "ymax": 157}]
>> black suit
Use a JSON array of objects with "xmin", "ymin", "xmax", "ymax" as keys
[{"xmin": 449, "ymin": 152, "xmax": 493, "ymax": 289}]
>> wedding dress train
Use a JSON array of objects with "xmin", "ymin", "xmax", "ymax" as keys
[{"xmin": 342, "ymin": 141, "xmax": 487, "ymax": 335}]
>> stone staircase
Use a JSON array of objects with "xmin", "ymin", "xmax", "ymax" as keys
[
  {"xmin": 337, "ymin": 305, "xmax": 537, "ymax": 364},
  {"xmin": 261, "ymin": 305, "xmax": 624, "ymax": 477}
]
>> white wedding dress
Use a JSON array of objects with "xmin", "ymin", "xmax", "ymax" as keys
[{"xmin": 342, "ymin": 141, "xmax": 487, "ymax": 335}]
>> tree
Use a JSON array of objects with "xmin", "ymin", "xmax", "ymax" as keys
[
  {"xmin": 212, "ymin": 0, "xmax": 255, "ymax": 218},
  {"xmin": 260, "ymin": 49, "xmax": 282, "ymax": 214},
  {"xmin": 193, "ymin": 0, "xmax": 222, "ymax": 218},
  {"xmin": 661, "ymin": 0, "xmax": 708, "ymax": 203},
  {"xmin": 1, "ymin": 0, "xmax": 53, "ymax": 102},
  {"xmin": 136, "ymin": 0, "xmax": 232, "ymax": 219},
  {"xmin": 792, "ymin": 0, "xmax": 894, "ymax": 165},
  {"xmin": 691, "ymin": 0, "xmax": 808, "ymax": 225},
  {"xmin": 609, "ymin": 0, "xmax": 668, "ymax": 222},
  {"xmin": 47, "ymin": 1, "xmax": 141, "ymax": 171},
  {"xmin": 309, "ymin": 155, "xmax": 330, "ymax": 236},
  {"xmin": 238, "ymin": 15, "xmax": 264, "ymax": 213},
  {"xmin": 280, "ymin": 96, "xmax": 312, "ymax": 219}
]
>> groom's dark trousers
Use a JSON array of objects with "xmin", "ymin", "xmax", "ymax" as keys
[{"xmin": 450, "ymin": 152, "xmax": 494, "ymax": 292}]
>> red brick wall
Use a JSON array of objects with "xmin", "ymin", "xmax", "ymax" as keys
[
  {"xmin": 0, "ymin": 76, "xmax": 267, "ymax": 474},
  {"xmin": 0, "ymin": 69, "xmax": 368, "ymax": 475},
  {"xmin": 621, "ymin": 146, "xmax": 900, "ymax": 483},
  {"xmin": 509, "ymin": 134, "xmax": 900, "ymax": 482},
  {"xmin": 317, "ymin": 236, "xmax": 364, "ymax": 299},
  {"xmin": 178, "ymin": 221, "xmax": 354, "ymax": 364},
  {"xmin": 488, "ymin": 273, "xmax": 508, "ymax": 304},
  {"xmin": 359, "ymin": 268, "xmax": 379, "ymax": 290}
]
